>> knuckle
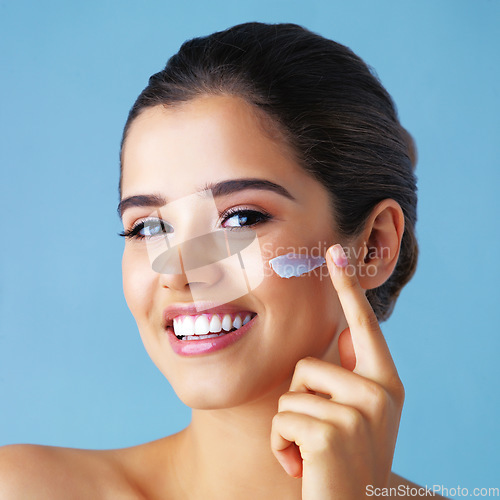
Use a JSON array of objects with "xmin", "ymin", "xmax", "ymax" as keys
[
  {"xmin": 310, "ymin": 422, "xmax": 338, "ymax": 452},
  {"xmin": 294, "ymin": 358, "xmax": 306, "ymax": 373},
  {"xmin": 271, "ymin": 410, "xmax": 286, "ymax": 428},
  {"xmin": 391, "ymin": 376, "xmax": 405, "ymax": 406},
  {"xmin": 342, "ymin": 407, "xmax": 363, "ymax": 435},
  {"xmin": 296, "ymin": 356, "xmax": 315, "ymax": 369},
  {"xmin": 363, "ymin": 380, "xmax": 389, "ymax": 412},
  {"xmin": 293, "ymin": 356, "xmax": 315, "ymax": 378},
  {"xmin": 271, "ymin": 413, "xmax": 278, "ymax": 427},
  {"xmin": 277, "ymin": 391, "xmax": 293, "ymax": 411}
]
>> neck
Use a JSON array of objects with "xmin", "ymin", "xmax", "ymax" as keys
[{"xmin": 175, "ymin": 376, "xmax": 302, "ymax": 500}]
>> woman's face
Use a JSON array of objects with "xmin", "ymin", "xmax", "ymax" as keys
[{"xmin": 121, "ymin": 95, "xmax": 346, "ymax": 409}]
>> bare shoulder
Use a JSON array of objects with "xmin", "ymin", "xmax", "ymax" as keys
[
  {"xmin": 0, "ymin": 443, "xmax": 145, "ymax": 500},
  {"xmin": 387, "ymin": 471, "xmax": 448, "ymax": 499}
]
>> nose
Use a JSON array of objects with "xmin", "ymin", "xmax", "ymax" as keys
[
  {"xmin": 157, "ymin": 237, "xmax": 224, "ymax": 292},
  {"xmin": 157, "ymin": 250, "xmax": 191, "ymax": 292},
  {"xmin": 155, "ymin": 228, "xmax": 259, "ymax": 302}
]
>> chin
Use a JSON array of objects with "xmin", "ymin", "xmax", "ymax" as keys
[
  {"xmin": 174, "ymin": 384, "xmax": 254, "ymax": 410},
  {"xmin": 170, "ymin": 373, "xmax": 285, "ymax": 410}
]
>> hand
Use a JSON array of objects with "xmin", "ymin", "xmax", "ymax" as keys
[{"xmin": 270, "ymin": 244, "xmax": 405, "ymax": 499}]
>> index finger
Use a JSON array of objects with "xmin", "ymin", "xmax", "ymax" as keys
[{"xmin": 327, "ymin": 244, "xmax": 398, "ymax": 384}]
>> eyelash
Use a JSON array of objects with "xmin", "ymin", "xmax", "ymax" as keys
[
  {"xmin": 118, "ymin": 207, "xmax": 272, "ymax": 240},
  {"xmin": 118, "ymin": 217, "xmax": 173, "ymax": 240}
]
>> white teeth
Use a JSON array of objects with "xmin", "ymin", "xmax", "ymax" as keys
[
  {"xmin": 221, "ymin": 314, "xmax": 233, "ymax": 332},
  {"xmin": 194, "ymin": 315, "xmax": 210, "ymax": 335},
  {"xmin": 232, "ymin": 315, "xmax": 242, "ymax": 329},
  {"xmin": 172, "ymin": 316, "xmax": 184, "ymax": 337},
  {"xmin": 172, "ymin": 312, "xmax": 255, "ymax": 338},
  {"xmin": 173, "ymin": 317, "xmax": 181, "ymax": 335},
  {"xmin": 182, "ymin": 316, "xmax": 195, "ymax": 336},
  {"xmin": 209, "ymin": 314, "xmax": 222, "ymax": 333}
]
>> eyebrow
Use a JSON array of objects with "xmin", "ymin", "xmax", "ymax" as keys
[{"xmin": 117, "ymin": 178, "xmax": 296, "ymax": 218}]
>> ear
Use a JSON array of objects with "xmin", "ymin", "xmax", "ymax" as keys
[{"xmin": 351, "ymin": 199, "xmax": 405, "ymax": 291}]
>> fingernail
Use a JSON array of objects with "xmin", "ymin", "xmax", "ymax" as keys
[{"xmin": 329, "ymin": 244, "xmax": 348, "ymax": 268}]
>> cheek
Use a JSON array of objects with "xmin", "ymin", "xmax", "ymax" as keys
[
  {"xmin": 122, "ymin": 249, "xmax": 156, "ymax": 322},
  {"xmin": 258, "ymin": 260, "xmax": 340, "ymax": 339},
  {"xmin": 259, "ymin": 231, "xmax": 338, "ymax": 315}
]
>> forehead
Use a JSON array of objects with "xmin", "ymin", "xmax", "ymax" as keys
[{"xmin": 120, "ymin": 95, "xmax": 304, "ymax": 199}]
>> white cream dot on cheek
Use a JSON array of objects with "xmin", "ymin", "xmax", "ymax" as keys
[{"xmin": 268, "ymin": 253, "xmax": 326, "ymax": 278}]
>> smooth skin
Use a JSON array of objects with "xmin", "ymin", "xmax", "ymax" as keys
[{"xmin": 0, "ymin": 96, "xmax": 445, "ymax": 499}]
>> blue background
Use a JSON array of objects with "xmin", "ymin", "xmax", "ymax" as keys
[{"xmin": 1, "ymin": 0, "xmax": 499, "ymax": 496}]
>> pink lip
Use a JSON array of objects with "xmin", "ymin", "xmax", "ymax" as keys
[{"xmin": 165, "ymin": 309, "xmax": 257, "ymax": 356}]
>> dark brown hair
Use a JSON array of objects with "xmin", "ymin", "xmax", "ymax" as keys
[{"xmin": 120, "ymin": 22, "xmax": 418, "ymax": 322}]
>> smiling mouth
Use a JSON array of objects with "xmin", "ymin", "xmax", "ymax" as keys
[{"xmin": 166, "ymin": 312, "xmax": 257, "ymax": 341}]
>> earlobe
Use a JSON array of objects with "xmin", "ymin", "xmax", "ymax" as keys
[{"xmin": 355, "ymin": 199, "xmax": 405, "ymax": 290}]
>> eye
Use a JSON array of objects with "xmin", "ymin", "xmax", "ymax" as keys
[
  {"xmin": 119, "ymin": 218, "xmax": 174, "ymax": 240},
  {"xmin": 220, "ymin": 208, "xmax": 272, "ymax": 229}
]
